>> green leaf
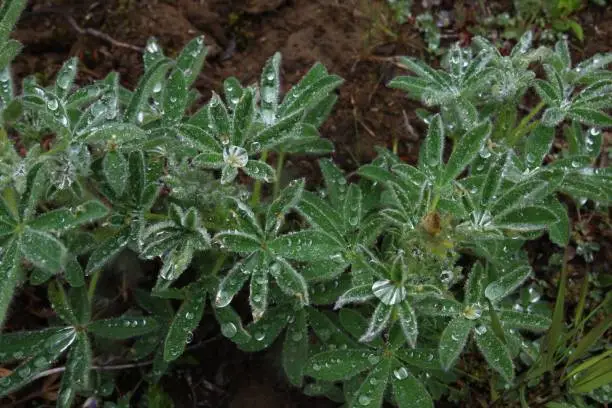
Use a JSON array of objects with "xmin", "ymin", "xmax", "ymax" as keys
[
  {"xmin": 255, "ymin": 109, "xmax": 303, "ymax": 149},
  {"xmin": 474, "ymin": 326, "xmax": 515, "ymax": 382},
  {"xmin": 334, "ymin": 285, "xmax": 375, "ymax": 309},
  {"xmin": 541, "ymin": 107, "xmax": 566, "ymax": 127},
  {"xmin": 297, "ymin": 191, "xmax": 344, "ymax": 239},
  {"xmin": 485, "ymin": 265, "xmax": 532, "ymax": 302},
  {"xmin": 305, "ymin": 349, "xmax": 378, "ymax": 381},
  {"xmin": 421, "ymin": 114, "xmax": 444, "ymax": 170},
  {"xmin": 417, "ymin": 297, "xmax": 463, "ymax": 317},
  {"xmin": 0, "ymin": 238, "xmax": 20, "ymax": 327},
  {"xmin": 465, "ymin": 262, "xmax": 487, "ymax": 305},
  {"xmin": 125, "ymin": 57, "xmax": 172, "ymax": 123},
  {"xmin": 490, "ymin": 179, "xmax": 551, "ymax": 216},
  {"xmin": 343, "ymin": 184, "xmax": 362, "ymax": 229},
  {"xmin": 0, "ymin": 327, "xmax": 76, "ymax": 398},
  {"xmin": 524, "ymin": 125, "xmax": 554, "ymax": 167},
  {"xmin": 208, "ymin": 92, "xmax": 231, "ymax": 142},
  {"xmin": 54, "ymin": 57, "xmax": 78, "ymax": 100},
  {"xmin": 20, "ymin": 227, "xmax": 66, "ymax": 273},
  {"xmin": 266, "ymin": 179, "xmax": 305, "ymax": 233},
  {"xmin": 271, "ymin": 259, "xmax": 309, "ymax": 304},
  {"xmin": 534, "ymin": 79, "xmax": 561, "ymax": 105},
  {"xmin": 164, "ymin": 284, "xmax": 207, "ymax": 362},
  {"xmin": 214, "ymin": 305, "xmax": 252, "ymax": 345},
  {"xmin": 27, "ymin": 201, "xmax": 109, "ymax": 231},
  {"xmin": 260, "ymin": 52, "xmax": 281, "ymax": 124},
  {"xmin": 162, "ymin": 69, "xmax": 187, "ymax": 125},
  {"xmin": 83, "ymin": 123, "xmax": 146, "ymax": 144},
  {"xmin": 319, "ymin": 158, "xmax": 347, "ymax": 208},
  {"xmin": 567, "ymin": 107, "xmax": 612, "ymax": 127},
  {"xmin": 480, "ymin": 152, "xmax": 509, "ymax": 206},
  {"xmin": 268, "ymin": 230, "xmax": 343, "ymax": 261},
  {"xmin": 350, "ymin": 358, "xmax": 391, "ymax": 408},
  {"xmin": 441, "ymin": 121, "xmax": 492, "ymax": 185},
  {"xmin": 0, "ymin": 39, "xmax": 21, "ymax": 72},
  {"xmin": 215, "ymin": 254, "xmax": 258, "ymax": 307},
  {"xmin": 68, "ymin": 331, "xmax": 92, "ymax": 390},
  {"xmin": 0, "ymin": 0, "xmax": 26, "ymax": 43},
  {"xmin": 493, "ymin": 205, "xmax": 559, "ymax": 231},
  {"xmin": 439, "ymin": 317, "xmax": 474, "ymax": 370},
  {"xmin": 231, "ymin": 87, "xmax": 255, "ymax": 146},
  {"xmin": 88, "ymin": 316, "xmax": 159, "ymax": 339},
  {"xmin": 243, "ymin": 159, "xmax": 276, "ymax": 182},
  {"xmin": 397, "ymin": 302, "xmax": 419, "ymax": 348},
  {"xmin": 48, "ymin": 281, "xmax": 77, "ymax": 324},
  {"xmin": 249, "ymin": 256, "xmax": 269, "ymax": 321},
  {"xmin": 215, "ymin": 230, "xmax": 262, "ymax": 253},
  {"xmin": 84, "ymin": 227, "xmax": 130, "ymax": 275},
  {"xmin": 178, "ymin": 123, "xmax": 220, "ymax": 152},
  {"xmin": 282, "ymin": 308, "xmax": 308, "ymax": 386},
  {"xmin": 360, "ymin": 302, "xmax": 392, "ymax": 342},
  {"xmin": 103, "ymin": 150, "xmax": 129, "ymax": 196},
  {"xmin": 0, "ymin": 327, "xmax": 66, "ymax": 363},
  {"xmin": 497, "ymin": 310, "xmax": 551, "ymax": 331},
  {"xmin": 548, "ymin": 199, "xmax": 570, "ymax": 246},
  {"xmin": 567, "ymin": 318, "xmax": 612, "ymax": 366},
  {"xmin": 391, "ymin": 361, "xmax": 433, "ymax": 408},
  {"xmin": 175, "ymin": 36, "xmax": 207, "ymax": 88}
]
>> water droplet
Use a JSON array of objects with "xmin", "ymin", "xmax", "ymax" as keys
[
  {"xmin": 221, "ymin": 322, "xmax": 238, "ymax": 338},
  {"xmin": 47, "ymin": 98, "xmax": 59, "ymax": 111},
  {"xmin": 393, "ymin": 367, "xmax": 409, "ymax": 380},
  {"xmin": 223, "ymin": 145, "xmax": 249, "ymax": 168},
  {"xmin": 358, "ymin": 395, "xmax": 371, "ymax": 406},
  {"xmin": 475, "ymin": 325, "xmax": 488, "ymax": 335},
  {"xmin": 291, "ymin": 332, "xmax": 303, "ymax": 342},
  {"xmin": 367, "ymin": 354, "xmax": 380, "ymax": 365},
  {"xmin": 185, "ymin": 312, "xmax": 194, "ymax": 320},
  {"xmin": 254, "ymin": 331, "xmax": 265, "ymax": 341},
  {"xmin": 462, "ymin": 304, "xmax": 482, "ymax": 320}
]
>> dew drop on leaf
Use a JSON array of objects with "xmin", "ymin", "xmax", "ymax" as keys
[
  {"xmin": 358, "ymin": 395, "xmax": 372, "ymax": 406},
  {"xmin": 221, "ymin": 322, "xmax": 237, "ymax": 338},
  {"xmin": 393, "ymin": 366, "xmax": 409, "ymax": 380}
]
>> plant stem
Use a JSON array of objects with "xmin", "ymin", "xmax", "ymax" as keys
[
  {"xmin": 250, "ymin": 150, "xmax": 268, "ymax": 206},
  {"xmin": 273, "ymin": 151, "xmax": 286, "ymax": 198},
  {"xmin": 508, "ymin": 101, "xmax": 545, "ymax": 147},
  {"xmin": 88, "ymin": 268, "xmax": 102, "ymax": 304}
]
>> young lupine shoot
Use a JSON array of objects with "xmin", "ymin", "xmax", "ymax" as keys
[{"xmin": 0, "ymin": 1, "xmax": 611, "ymax": 405}]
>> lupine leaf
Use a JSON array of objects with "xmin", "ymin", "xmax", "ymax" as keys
[
  {"xmin": 164, "ymin": 283, "xmax": 207, "ymax": 362},
  {"xmin": 239, "ymin": 306, "xmax": 289, "ymax": 352},
  {"xmin": 282, "ymin": 308, "xmax": 308, "ymax": 386},
  {"xmin": 249, "ymin": 256, "xmax": 269, "ymax": 321},
  {"xmin": 485, "ymin": 265, "xmax": 532, "ymax": 302},
  {"xmin": 175, "ymin": 36, "xmax": 207, "ymax": 87},
  {"xmin": 0, "ymin": 0, "xmax": 26, "ymax": 43},
  {"xmin": 441, "ymin": 121, "xmax": 492, "ymax": 185},
  {"xmin": 465, "ymin": 262, "xmax": 487, "ymax": 304},
  {"xmin": 48, "ymin": 281, "xmax": 77, "ymax": 325},
  {"xmin": 397, "ymin": 302, "xmax": 419, "ymax": 348},
  {"xmin": 350, "ymin": 357, "xmax": 391, "ymax": 408},
  {"xmin": 162, "ymin": 69, "xmax": 187, "ymax": 125},
  {"xmin": 254, "ymin": 109, "xmax": 303, "ymax": 149},
  {"xmin": 334, "ymin": 285, "xmax": 375, "ymax": 310},
  {"xmin": 215, "ymin": 230, "xmax": 262, "ymax": 253},
  {"xmin": 474, "ymin": 327, "xmax": 515, "ymax": 382},
  {"xmin": 125, "ymin": 58, "xmax": 172, "ymax": 123},
  {"xmin": 265, "ymin": 178, "xmax": 305, "ymax": 233},
  {"xmin": 231, "ymin": 87, "xmax": 254, "ymax": 146},
  {"xmin": 260, "ymin": 52, "xmax": 281, "ymax": 124},
  {"xmin": 439, "ymin": 317, "xmax": 473, "ymax": 370},
  {"xmin": 0, "ymin": 327, "xmax": 76, "ymax": 398},
  {"xmin": 215, "ymin": 254, "xmax": 258, "ymax": 308},
  {"xmin": 417, "ymin": 297, "xmax": 463, "ymax": 316},
  {"xmin": 359, "ymin": 302, "xmax": 392, "ymax": 342},
  {"xmin": 19, "ymin": 227, "xmax": 66, "ymax": 273},
  {"xmin": 0, "ymin": 238, "xmax": 20, "ymax": 327},
  {"xmin": 54, "ymin": 57, "xmax": 78, "ymax": 100},
  {"xmin": 497, "ymin": 310, "xmax": 551, "ymax": 331},
  {"xmin": 297, "ymin": 191, "xmax": 344, "ymax": 239},
  {"xmin": 319, "ymin": 158, "xmax": 347, "ymax": 208},
  {"xmin": 493, "ymin": 205, "xmax": 559, "ymax": 231},
  {"xmin": 343, "ymin": 184, "xmax": 362, "ymax": 229},
  {"xmin": 268, "ymin": 230, "xmax": 343, "ymax": 261},
  {"xmin": 88, "ymin": 316, "xmax": 159, "ymax": 339},
  {"xmin": 69, "ymin": 331, "xmax": 92, "ymax": 390},
  {"xmin": 272, "ymin": 259, "xmax": 309, "ymax": 304},
  {"xmin": 305, "ymin": 349, "xmax": 378, "ymax": 381},
  {"xmin": 29, "ymin": 201, "xmax": 108, "ymax": 232},
  {"xmin": 421, "ymin": 114, "xmax": 444, "ymax": 169},
  {"xmin": 524, "ymin": 125, "xmax": 554, "ymax": 167},
  {"xmin": 243, "ymin": 159, "xmax": 275, "ymax": 182},
  {"xmin": 84, "ymin": 227, "xmax": 130, "ymax": 275},
  {"xmin": 0, "ymin": 327, "xmax": 65, "ymax": 363},
  {"xmin": 392, "ymin": 361, "xmax": 433, "ymax": 408}
]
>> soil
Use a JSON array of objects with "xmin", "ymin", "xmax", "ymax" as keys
[{"xmin": 4, "ymin": 0, "xmax": 612, "ymax": 406}]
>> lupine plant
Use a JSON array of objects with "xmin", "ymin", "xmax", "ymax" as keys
[{"xmin": 0, "ymin": 0, "xmax": 611, "ymax": 406}]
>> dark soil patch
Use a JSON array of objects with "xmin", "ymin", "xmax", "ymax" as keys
[{"xmin": 4, "ymin": 0, "xmax": 612, "ymax": 406}]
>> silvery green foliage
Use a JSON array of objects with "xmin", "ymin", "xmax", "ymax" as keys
[{"xmin": 1, "ymin": 0, "xmax": 611, "ymax": 404}]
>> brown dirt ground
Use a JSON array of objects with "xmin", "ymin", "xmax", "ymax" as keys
[{"xmin": 4, "ymin": 0, "xmax": 612, "ymax": 406}]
